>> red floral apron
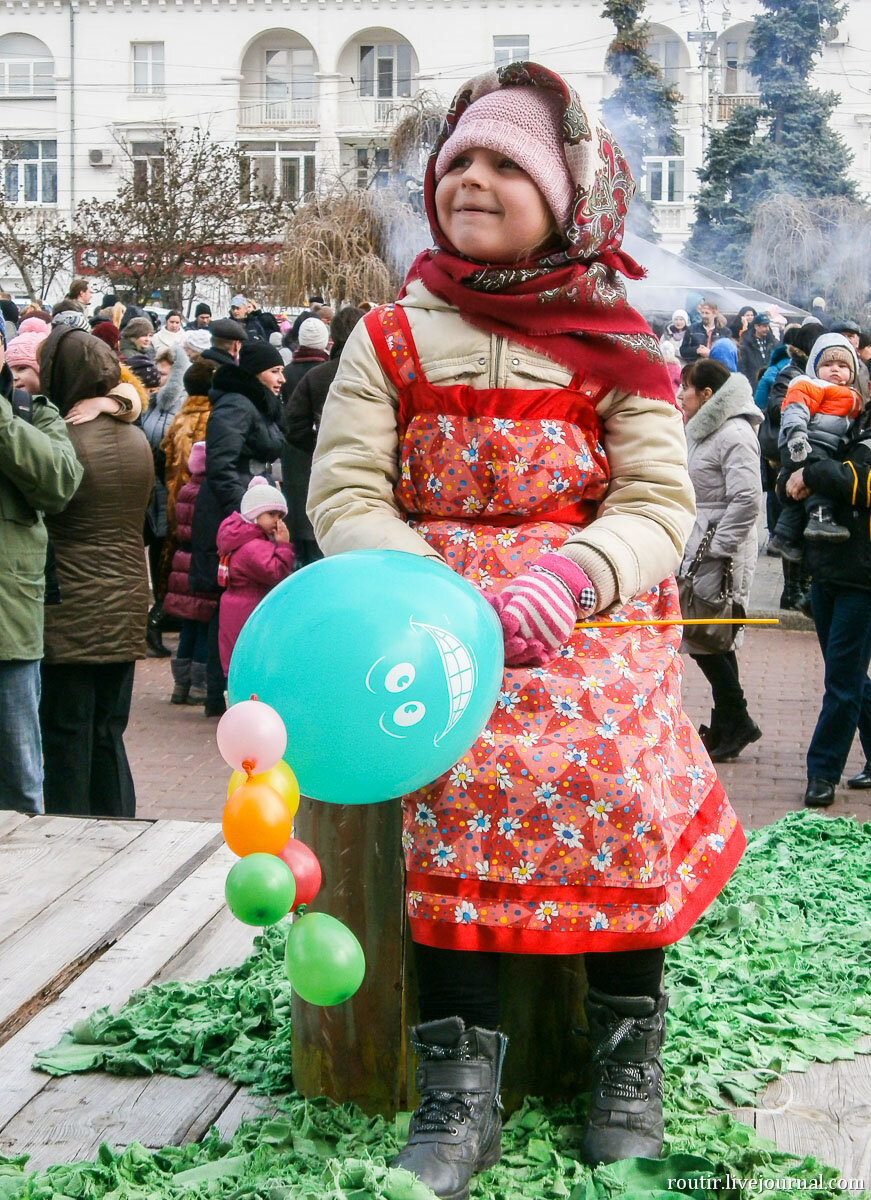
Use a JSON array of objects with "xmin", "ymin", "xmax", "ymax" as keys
[{"xmin": 365, "ymin": 305, "xmax": 745, "ymax": 954}]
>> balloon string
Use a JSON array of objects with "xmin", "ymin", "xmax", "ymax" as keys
[
  {"xmin": 296, "ymin": 904, "xmax": 307, "ymax": 917},
  {"xmin": 575, "ymin": 618, "xmax": 779, "ymax": 629},
  {"xmin": 241, "ymin": 759, "xmax": 255, "ymax": 777}
]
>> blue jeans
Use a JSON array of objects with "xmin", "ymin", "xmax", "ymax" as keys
[
  {"xmin": 807, "ymin": 582, "xmax": 871, "ymax": 782},
  {"xmin": 177, "ymin": 618, "xmax": 209, "ymax": 663},
  {"xmin": 0, "ymin": 660, "xmax": 44, "ymax": 814}
]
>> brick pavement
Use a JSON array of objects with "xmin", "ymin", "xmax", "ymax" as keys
[{"xmin": 130, "ymin": 552, "xmax": 871, "ymax": 829}]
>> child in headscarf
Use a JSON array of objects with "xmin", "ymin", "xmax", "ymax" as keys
[{"xmin": 308, "ymin": 62, "xmax": 745, "ymax": 1187}]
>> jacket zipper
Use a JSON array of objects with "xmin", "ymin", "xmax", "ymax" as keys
[{"xmin": 492, "ymin": 334, "xmax": 505, "ymax": 388}]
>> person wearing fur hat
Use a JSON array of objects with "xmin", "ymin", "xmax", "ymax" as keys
[
  {"xmin": 678, "ymin": 358, "xmax": 763, "ymax": 761},
  {"xmin": 308, "ymin": 62, "xmax": 744, "ymax": 1181},
  {"xmin": 120, "ymin": 317, "xmax": 156, "ymax": 363},
  {"xmin": 190, "ymin": 339, "xmax": 285, "ymax": 715},
  {"xmin": 215, "ymin": 475, "xmax": 293, "ymax": 674},
  {"xmin": 770, "ymin": 333, "xmax": 864, "ymax": 561}
]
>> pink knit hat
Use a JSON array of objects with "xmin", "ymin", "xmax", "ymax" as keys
[
  {"xmin": 434, "ymin": 86, "xmax": 574, "ymax": 227},
  {"xmin": 6, "ymin": 330, "xmax": 48, "ymax": 373},
  {"xmin": 18, "ymin": 316, "xmax": 51, "ymax": 335},
  {"xmin": 240, "ymin": 475, "xmax": 287, "ymax": 522},
  {"xmin": 188, "ymin": 440, "xmax": 207, "ymax": 476}
]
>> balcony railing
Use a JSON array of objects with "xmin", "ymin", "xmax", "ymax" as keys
[
  {"xmin": 338, "ymin": 97, "xmax": 407, "ymax": 131},
  {"xmin": 709, "ymin": 93, "xmax": 761, "ymax": 122},
  {"xmin": 238, "ymin": 98, "xmax": 317, "ymax": 128},
  {"xmin": 652, "ymin": 203, "xmax": 694, "ymax": 235}
]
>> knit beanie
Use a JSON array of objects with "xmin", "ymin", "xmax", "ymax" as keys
[
  {"xmin": 195, "ymin": 303, "xmax": 211, "ymax": 317},
  {"xmin": 126, "ymin": 353, "xmax": 161, "ymax": 389},
  {"xmin": 240, "ymin": 475, "xmax": 287, "ymax": 522},
  {"xmin": 6, "ymin": 330, "xmax": 48, "ymax": 372},
  {"xmin": 297, "ymin": 316, "xmax": 329, "ymax": 350},
  {"xmin": 123, "ymin": 317, "xmax": 155, "ymax": 340},
  {"xmin": 183, "ymin": 356, "xmax": 217, "ymax": 395},
  {"xmin": 91, "ymin": 321, "xmax": 121, "ymax": 351},
  {"xmin": 817, "ymin": 345, "xmax": 855, "ymax": 381},
  {"xmin": 18, "ymin": 315, "xmax": 50, "ymax": 334},
  {"xmin": 188, "ymin": 440, "xmax": 207, "ymax": 476},
  {"xmin": 434, "ymin": 86, "xmax": 574, "ymax": 227},
  {"xmin": 184, "ymin": 328, "xmax": 212, "ymax": 354},
  {"xmin": 238, "ymin": 341, "xmax": 284, "ymax": 375}
]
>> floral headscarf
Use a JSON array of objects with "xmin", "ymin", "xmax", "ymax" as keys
[{"xmin": 402, "ymin": 62, "xmax": 675, "ymax": 405}]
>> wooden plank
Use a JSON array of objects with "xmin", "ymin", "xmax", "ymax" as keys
[
  {"xmin": 4, "ymin": 1071, "xmax": 239, "ymax": 1172},
  {"xmin": 154, "ymin": 906, "xmax": 256, "ymax": 985},
  {"xmin": 753, "ymin": 1039, "xmax": 871, "ymax": 1181},
  {"xmin": 0, "ymin": 817, "xmax": 147, "ymax": 942},
  {"xmin": 0, "ymin": 811, "xmax": 29, "ymax": 840},
  {"xmin": 0, "ymin": 840, "xmax": 237, "ymax": 1129},
  {"xmin": 0, "ymin": 820, "xmax": 222, "ymax": 1039},
  {"xmin": 211, "ymin": 1088, "xmax": 274, "ymax": 1141}
]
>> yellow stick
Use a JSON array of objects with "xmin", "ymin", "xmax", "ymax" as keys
[{"xmin": 576, "ymin": 618, "xmax": 779, "ymax": 629}]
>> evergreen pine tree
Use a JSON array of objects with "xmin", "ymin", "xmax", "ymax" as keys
[
  {"xmin": 686, "ymin": 0, "xmax": 855, "ymax": 276},
  {"xmin": 601, "ymin": 0, "xmax": 681, "ymax": 237}
]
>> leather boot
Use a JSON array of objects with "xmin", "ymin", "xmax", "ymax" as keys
[
  {"xmin": 698, "ymin": 709, "xmax": 721, "ymax": 754},
  {"xmin": 581, "ymin": 988, "xmax": 667, "ymax": 1165},
  {"xmin": 146, "ymin": 603, "xmax": 171, "ymax": 658},
  {"xmin": 709, "ymin": 711, "xmax": 761, "ymax": 762},
  {"xmin": 170, "ymin": 656, "xmax": 191, "ymax": 704},
  {"xmin": 391, "ymin": 1017, "xmax": 507, "ymax": 1200},
  {"xmin": 848, "ymin": 761, "xmax": 871, "ymax": 790},
  {"xmin": 186, "ymin": 662, "xmax": 207, "ymax": 705}
]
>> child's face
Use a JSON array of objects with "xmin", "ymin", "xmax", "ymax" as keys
[
  {"xmin": 817, "ymin": 360, "xmax": 852, "ymax": 385},
  {"xmin": 256, "ymin": 510, "xmax": 284, "ymax": 536},
  {"xmin": 11, "ymin": 364, "xmax": 40, "ymax": 395},
  {"xmin": 435, "ymin": 147, "xmax": 555, "ymax": 263}
]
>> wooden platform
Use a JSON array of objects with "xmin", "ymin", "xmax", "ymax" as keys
[{"xmin": 0, "ymin": 811, "xmax": 869, "ymax": 1183}]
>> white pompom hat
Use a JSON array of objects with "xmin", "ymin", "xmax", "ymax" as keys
[{"xmin": 240, "ymin": 475, "xmax": 287, "ymax": 522}]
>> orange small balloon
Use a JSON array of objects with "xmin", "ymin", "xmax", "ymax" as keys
[
  {"xmin": 226, "ymin": 760, "xmax": 299, "ymax": 818},
  {"xmin": 223, "ymin": 782, "xmax": 293, "ymax": 857}
]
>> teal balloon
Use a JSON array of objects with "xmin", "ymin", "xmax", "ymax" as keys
[
  {"xmin": 228, "ymin": 550, "xmax": 504, "ymax": 804},
  {"xmin": 225, "ymin": 853, "xmax": 296, "ymax": 926},
  {"xmin": 284, "ymin": 912, "xmax": 365, "ymax": 1006}
]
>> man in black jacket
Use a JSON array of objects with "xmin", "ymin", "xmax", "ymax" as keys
[
  {"xmin": 201, "ymin": 318, "xmax": 247, "ymax": 370},
  {"xmin": 787, "ymin": 423, "xmax": 871, "ymax": 808},
  {"xmin": 738, "ymin": 313, "xmax": 778, "ymax": 386},
  {"xmin": 680, "ymin": 299, "xmax": 729, "ymax": 363}
]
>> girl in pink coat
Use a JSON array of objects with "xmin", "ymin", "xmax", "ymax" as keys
[{"xmin": 216, "ymin": 476, "xmax": 294, "ymax": 674}]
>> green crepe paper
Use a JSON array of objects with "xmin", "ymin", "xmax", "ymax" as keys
[{"xmin": 16, "ymin": 812, "xmax": 871, "ymax": 1200}]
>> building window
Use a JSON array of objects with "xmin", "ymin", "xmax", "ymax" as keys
[
  {"xmin": 648, "ymin": 37, "xmax": 680, "ymax": 87},
  {"xmin": 264, "ymin": 48, "xmax": 315, "ymax": 123},
  {"xmin": 3, "ymin": 139, "xmax": 57, "ymax": 204},
  {"xmin": 0, "ymin": 34, "xmax": 55, "ymax": 97},
  {"xmin": 493, "ymin": 36, "xmax": 529, "ymax": 69},
  {"xmin": 240, "ymin": 141, "xmax": 316, "ymax": 203},
  {"xmin": 131, "ymin": 140, "xmax": 164, "ymax": 197},
  {"xmin": 356, "ymin": 146, "xmax": 389, "ymax": 189},
  {"xmin": 642, "ymin": 155, "xmax": 684, "ymax": 204},
  {"xmin": 358, "ymin": 44, "xmax": 412, "ymax": 99},
  {"xmin": 132, "ymin": 42, "xmax": 165, "ymax": 94}
]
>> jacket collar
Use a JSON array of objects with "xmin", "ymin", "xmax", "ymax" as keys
[
  {"xmin": 211, "ymin": 362, "xmax": 278, "ymax": 417},
  {"xmin": 685, "ymin": 372, "xmax": 762, "ymax": 442}
]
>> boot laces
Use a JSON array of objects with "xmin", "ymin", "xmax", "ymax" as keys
[
  {"xmin": 593, "ymin": 1016, "xmax": 656, "ymax": 1102},
  {"xmin": 412, "ymin": 1091, "xmax": 474, "ymax": 1135}
]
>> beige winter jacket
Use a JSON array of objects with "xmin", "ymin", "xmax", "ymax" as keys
[{"xmin": 308, "ymin": 280, "xmax": 695, "ymax": 611}]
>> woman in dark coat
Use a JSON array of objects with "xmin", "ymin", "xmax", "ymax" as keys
[
  {"xmin": 38, "ymin": 326, "xmax": 154, "ymax": 817},
  {"xmin": 190, "ymin": 341, "xmax": 285, "ymax": 715},
  {"xmin": 787, "ymin": 420, "xmax": 871, "ymax": 807},
  {"xmin": 281, "ymin": 308, "xmax": 363, "ymax": 567}
]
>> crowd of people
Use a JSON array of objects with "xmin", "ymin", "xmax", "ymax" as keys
[
  {"xmin": 0, "ymin": 286, "xmax": 366, "ymax": 820},
  {"xmin": 656, "ymin": 294, "xmax": 871, "ymax": 805}
]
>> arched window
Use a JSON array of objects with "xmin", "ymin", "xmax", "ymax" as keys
[{"xmin": 0, "ymin": 33, "xmax": 55, "ymax": 97}]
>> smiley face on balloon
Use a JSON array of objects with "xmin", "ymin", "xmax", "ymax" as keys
[{"xmin": 365, "ymin": 618, "xmax": 477, "ymax": 747}]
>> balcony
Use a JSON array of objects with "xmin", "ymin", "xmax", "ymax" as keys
[
  {"xmin": 338, "ymin": 97, "xmax": 405, "ymax": 133},
  {"xmin": 238, "ymin": 98, "xmax": 317, "ymax": 129},
  {"xmin": 709, "ymin": 93, "xmax": 761, "ymax": 122}
]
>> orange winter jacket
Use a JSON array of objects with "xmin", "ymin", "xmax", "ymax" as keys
[{"xmin": 782, "ymin": 378, "xmax": 862, "ymax": 420}]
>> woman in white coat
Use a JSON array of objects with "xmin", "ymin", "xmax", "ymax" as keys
[{"xmin": 679, "ymin": 358, "xmax": 764, "ymax": 761}]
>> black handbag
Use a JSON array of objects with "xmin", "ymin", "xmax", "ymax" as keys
[{"xmin": 677, "ymin": 526, "xmax": 746, "ymax": 655}]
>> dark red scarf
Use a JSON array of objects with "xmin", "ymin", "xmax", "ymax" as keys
[{"xmin": 400, "ymin": 62, "xmax": 676, "ymax": 407}]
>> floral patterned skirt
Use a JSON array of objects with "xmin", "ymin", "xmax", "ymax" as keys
[{"xmin": 401, "ymin": 518, "xmax": 745, "ymax": 954}]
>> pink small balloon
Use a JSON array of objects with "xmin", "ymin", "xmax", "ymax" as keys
[{"xmin": 216, "ymin": 699, "xmax": 287, "ymax": 774}]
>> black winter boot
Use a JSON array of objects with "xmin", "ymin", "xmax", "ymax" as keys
[
  {"xmin": 804, "ymin": 505, "xmax": 850, "ymax": 543},
  {"xmin": 391, "ymin": 1017, "xmax": 507, "ymax": 1200},
  {"xmin": 698, "ymin": 709, "xmax": 722, "ymax": 754},
  {"xmin": 146, "ymin": 603, "xmax": 171, "ymax": 658},
  {"xmin": 709, "ymin": 713, "xmax": 761, "ymax": 762},
  {"xmin": 581, "ymin": 988, "xmax": 667, "ymax": 1165}
]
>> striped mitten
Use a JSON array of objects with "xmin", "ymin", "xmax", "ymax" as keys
[{"xmin": 487, "ymin": 553, "xmax": 597, "ymax": 667}]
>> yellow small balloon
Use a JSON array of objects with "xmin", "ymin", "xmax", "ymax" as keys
[{"xmin": 227, "ymin": 760, "xmax": 299, "ymax": 818}]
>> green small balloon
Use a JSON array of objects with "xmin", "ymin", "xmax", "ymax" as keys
[
  {"xmin": 284, "ymin": 912, "xmax": 365, "ymax": 1005},
  {"xmin": 225, "ymin": 853, "xmax": 296, "ymax": 926}
]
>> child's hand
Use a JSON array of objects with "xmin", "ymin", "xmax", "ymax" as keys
[
  {"xmin": 274, "ymin": 519, "xmax": 290, "ymax": 544},
  {"xmin": 64, "ymin": 396, "xmax": 121, "ymax": 424},
  {"xmin": 486, "ymin": 554, "xmax": 596, "ymax": 667},
  {"xmin": 787, "ymin": 432, "xmax": 811, "ymax": 463}
]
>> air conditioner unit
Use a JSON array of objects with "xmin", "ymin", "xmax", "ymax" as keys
[
  {"xmin": 88, "ymin": 148, "xmax": 114, "ymax": 167},
  {"xmin": 826, "ymin": 25, "xmax": 849, "ymax": 46}
]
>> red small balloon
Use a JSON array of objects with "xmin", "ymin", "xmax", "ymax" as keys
[{"xmin": 277, "ymin": 837, "xmax": 322, "ymax": 909}]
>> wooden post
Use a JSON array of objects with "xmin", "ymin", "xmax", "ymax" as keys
[{"xmin": 292, "ymin": 796, "xmax": 590, "ymax": 1117}]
